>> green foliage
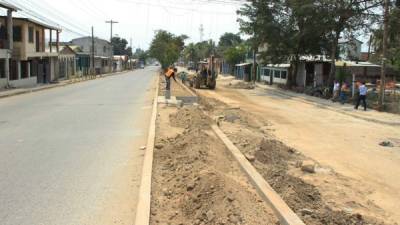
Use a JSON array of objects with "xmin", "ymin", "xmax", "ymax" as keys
[
  {"xmin": 372, "ymin": 6, "xmax": 400, "ymax": 72},
  {"xmin": 217, "ymin": 32, "xmax": 242, "ymax": 55},
  {"xmin": 182, "ymin": 40, "xmax": 217, "ymax": 64},
  {"xmin": 223, "ymin": 44, "xmax": 247, "ymax": 66},
  {"xmin": 336, "ymin": 66, "xmax": 351, "ymax": 83},
  {"xmin": 133, "ymin": 48, "xmax": 149, "ymax": 64},
  {"xmin": 111, "ymin": 37, "xmax": 132, "ymax": 56},
  {"xmin": 237, "ymin": 0, "xmax": 382, "ymax": 87},
  {"xmin": 149, "ymin": 30, "xmax": 187, "ymax": 69}
]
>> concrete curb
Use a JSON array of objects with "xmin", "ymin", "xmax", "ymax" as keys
[
  {"xmin": 211, "ymin": 125, "xmax": 306, "ymax": 225},
  {"xmin": 134, "ymin": 74, "xmax": 159, "ymax": 225},
  {"xmin": 0, "ymin": 70, "xmax": 131, "ymax": 99}
]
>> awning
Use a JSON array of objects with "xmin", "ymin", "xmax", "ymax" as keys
[{"xmin": 235, "ymin": 63, "xmax": 252, "ymax": 67}]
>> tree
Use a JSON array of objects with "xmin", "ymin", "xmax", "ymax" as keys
[
  {"xmin": 149, "ymin": 30, "xmax": 187, "ymax": 69},
  {"xmin": 371, "ymin": 2, "xmax": 400, "ymax": 72},
  {"xmin": 223, "ymin": 44, "xmax": 247, "ymax": 74},
  {"xmin": 321, "ymin": 0, "xmax": 382, "ymax": 85},
  {"xmin": 218, "ymin": 32, "xmax": 242, "ymax": 55},
  {"xmin": 238, "ymin": 0, "xmax": 331, "ymax": 87},
  {"xmin": 111, "ymin": 37, "xmax": 132, "ymax": 56}
]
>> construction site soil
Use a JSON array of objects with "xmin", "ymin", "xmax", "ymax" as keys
[{"xmin": 150, "ymin": 78, "xmax": 396, "ymax": 225}]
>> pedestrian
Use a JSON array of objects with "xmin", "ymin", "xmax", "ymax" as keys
[
  {"xmin": 355, "ymin": 81, "xmax": 368, "ymax": 111},
  {"xmin": 340, "ymin": 82, "xmax": 348, "ymax": 104},
  {"xmin": 165, "ymin": 67, "xmax": 177, "ymax": 91},
  {"xmin": 331, "ymin": 80, "xmax": 340, "ymax": 102}
]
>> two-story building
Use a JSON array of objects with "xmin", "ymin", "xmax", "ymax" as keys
[
  {"xmin": 0, "ymin": 2, "xmax": 18, "ymax": 88},
  {"xmin": 0, "ymin": 14, "xmax": 61, "ymax": 88},
  {"xmin": 70, "ymin": 37, "xmax": 112, "ymax": 75}
]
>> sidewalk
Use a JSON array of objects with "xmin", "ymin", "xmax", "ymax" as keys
[{"xmin": 0, "ymin": 70, "xmax": 130, "ymax": 99}]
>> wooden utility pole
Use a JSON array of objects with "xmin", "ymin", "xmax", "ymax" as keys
[
  {"xmin": 105, "ymin": 20, "xmax": 118, "ymax": 73},
  {"xmin": 91, "ymin": 26, "xmax": 95, "ymax": 78},
  {"xmin": 378, "ymin": 0, "xmax": 389, "ymax": 110}
]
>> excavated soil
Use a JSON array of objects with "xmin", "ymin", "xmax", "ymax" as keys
[
  {"xmin": 199, "ymin": 96, "xmax": 394, "ymax": 225},
  {"xmin": 150, "ymin": 81, "xmax": 278, "ymax": 224}
]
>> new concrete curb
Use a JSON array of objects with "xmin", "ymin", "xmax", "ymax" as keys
[
  {"xmin": 134, "ymin": 74, "xmax": 159, "ymax": 225},
  {"xmin": 211, "ymin": 125, "xmax": 306, "ymax": 225}
]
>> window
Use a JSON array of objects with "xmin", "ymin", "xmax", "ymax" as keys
[
  {"xmin": 274, "ymin": 70, "xmax": 280, "ymax": 78},
  {"xmin": 103, "ymin": 46, "xmax": 106, "ymax": 53},
  {"xmin": 13, "ymin": 26, "xmax": 22, "ymax": 42},
  {"xmin": 28, "ymin": 27, "xmax": 34, "ymax": 43},
  {"xmin": 265, "ymin": 69, "xmax": 270, "ymax": 76},
  {"xmin": 0, "ymin": 26, "xmax": 6, "ymax": 40},
  {"xmin": 281, "ymin": 70, "xmax": 287, "ymax": 79}
]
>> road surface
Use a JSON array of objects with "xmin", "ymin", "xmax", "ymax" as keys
[{"xmin": 0, "ymin": 68, "xmax": 157, "ymax": 225}]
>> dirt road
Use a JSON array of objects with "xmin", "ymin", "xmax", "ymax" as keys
[{"xmin": 196, "ymin": 77, "xmax": 400, "ymax": 223}]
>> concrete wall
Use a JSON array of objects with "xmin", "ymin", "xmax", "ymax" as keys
[
  {"xmin": 296, "ymin": 63, "xmax": 306, "ymax": 87},
  {"xmin": 9, "ymin": 77, "xmax": 36, "ymax": 88},
  {"xmin": 0, "ymin": 78, "xmax": 7, "ymax": 89}
]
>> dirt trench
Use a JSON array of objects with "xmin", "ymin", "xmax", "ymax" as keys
[
  {"xmin": 150, "ymin": 79, "xmax": 278, "ymax": 225},
  {"xmin": 199, "ymin": 96, "xmax": 395, "ymax": 225}
]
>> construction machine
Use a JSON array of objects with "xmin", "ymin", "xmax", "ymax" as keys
[{"xmin": 190, "ymin": 56, "xmax": 217, "ymax": 90}]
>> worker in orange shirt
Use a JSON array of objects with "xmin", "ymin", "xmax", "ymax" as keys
[{"xmin": 165, "ymin": 67, "xmax": 177, "ymax": 90}]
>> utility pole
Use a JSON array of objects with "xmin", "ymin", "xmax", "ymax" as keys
[
  {"xmin": 378, "ymin": 0, "xmax": 389, "ymax": 110},
  {"xmin": 106, "ymin": 20, "xmax": 118, "ymax": 73},
  {"xmin": 91, "ymin": 26, "xmax": 95, "ymax": 78}
]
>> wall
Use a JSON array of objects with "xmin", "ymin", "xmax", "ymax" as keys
[
  {"xmin": 71, "ymin": 37, "xmax": 112, "ymax": 58},
  {"xmin": 296, "ymin": 62, "xmax": 306, "ymax": 87},
  {"xmin": 9, "ymin": 77, "xmax": 36, "ymax": 88}
]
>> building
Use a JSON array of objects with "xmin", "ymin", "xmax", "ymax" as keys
[
  {"xmin": 70, "ymin": 37, "xmax": 112, "ymax": 75},
  {"xmin": 0, "ymin": 14, "xmax": 61, "ymax": 89},
  {"xmin": 259, "ymin": 64, "xmax": 290, "ymax": 85},
  {"xmin": 0, "ymin": 2, "xmax": 17, "ymax": 88},
  {"xmin": 113, "ymin": 55, "xmax": 128, "ymax": 72},
  {"xmin": 339, "ymin": 38, "xmax": 363, "ymax": 61}
]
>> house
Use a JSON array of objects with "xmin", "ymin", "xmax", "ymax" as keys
[
  {"xmin": 339, "ymin": 38, "xmax": 363, "ymax": 61},
  {"xmin": 70, "ymin": 37, "xmax": 112, "ymax": 75},
  {"xmin": 0, "ymin": 2, "xmax": 17, "ymax": 88},
  {"xmin": 113, "ymin": 55, "xmax": 128, "ymax": 72},
  {"xmin": 53, "ymin": 44, "xmax": 90, "ymax": 78},
  {"xmin": 0, "ymin": 14, "xmax": 61, "ymax": 88},
  {"xmin": 259, "ymin": 64, "xmax": 290, "ymax": 85}
]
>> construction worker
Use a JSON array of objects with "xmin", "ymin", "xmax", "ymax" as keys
[{"xmin": 165, "ymin": 67, "xmax": 177, "ymax": 90}]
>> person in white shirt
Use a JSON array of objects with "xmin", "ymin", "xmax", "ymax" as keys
[
  {"xmin": 331, "ymin": 80, "xmax": 340, "ymax": 102},
  {"xmin": 355, "ymin": 81, "xmax": 368, "ymax": 111}
]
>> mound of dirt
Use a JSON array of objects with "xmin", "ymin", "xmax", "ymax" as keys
[
  {"xmin": 151, "ymin": 106, "xmax": 278, "ymax": 225},
  {"xmin": 197, "ymin": 95, "xmax": 390, "ymax": 225},
  {"xmin": 226, "ymin": 81, "xmax": 256, "ymax": 90}
]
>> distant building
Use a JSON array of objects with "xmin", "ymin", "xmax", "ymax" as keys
[
  {"xmin": 70, "ymin": 37, "xmax": 112, "ymax": 74},
  {"xmin": 339, "ymin": 38, "xmax": 363, "ymax": 61}
]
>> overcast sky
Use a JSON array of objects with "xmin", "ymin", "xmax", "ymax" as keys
[{"xmin": 2, "ymin": 0, "xmax": 243, "ymax": 50}]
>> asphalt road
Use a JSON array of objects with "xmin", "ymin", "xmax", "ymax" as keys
[{"xmin": 0, "ymin": 67, "xmax": 157, "ymax": 225}]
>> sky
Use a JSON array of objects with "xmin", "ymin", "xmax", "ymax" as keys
[{"xmin": 1, "ymin": 0, "xmax": 243, "ymax": 50}]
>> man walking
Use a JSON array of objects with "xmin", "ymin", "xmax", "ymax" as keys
[
  {"xmin": 355, "ymin": 81, "xmax": 368, "ymax": 111},
  {"xmin": 331, "ymin": 80, "xmax": 340, "ymax": 102}
]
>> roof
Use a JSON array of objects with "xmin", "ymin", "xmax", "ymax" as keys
[
  {"xmin": 235, "ymin": 63, "xmax": 252, "ymax": 67},
  {"xmin": 71, "ymin": 36, "xmax": 111, "ymax": 44},
  {"xmin": 0, "ymin": 1, "xmax": 20, "ymax": 11},
  {"xmin": 265, "ymin": 64, "xmax": 291, "ymax": 68},
  {"xmin": 1, "ymin": 16, "xmax": 61, "ymax": 31},
  {"xmin": 336, "ymin": 60, "xmax": 380, "ymax": 67}
]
